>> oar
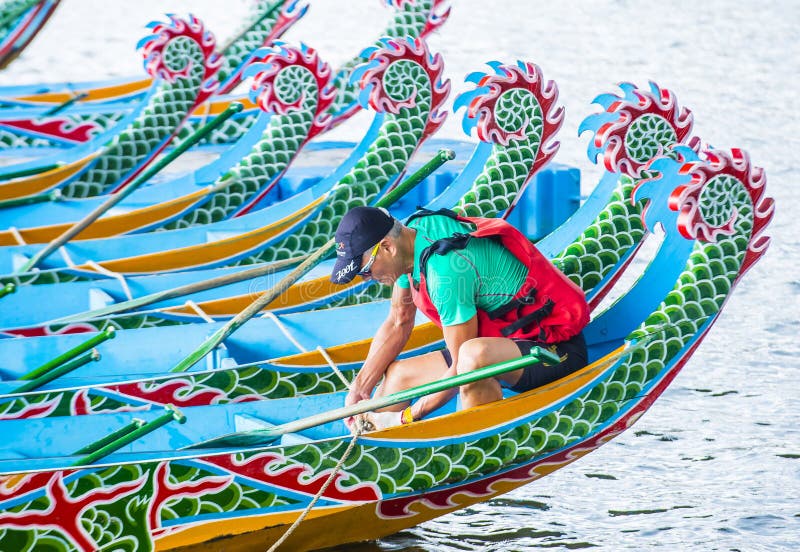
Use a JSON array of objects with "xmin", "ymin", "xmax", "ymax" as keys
[
  {"xmin": 17, "ymin": 326, "xmax": 115, "ymax": 381},
  {"xmin": 10, "ymin": 350, "xmax": 101, "ymax": 394},
  {"xmin": 0, "ymin": 283, "xmax": 14, "ymax": 299},
  {"xmin": 0, "ymin": 163, "xmax": 63, "ymax": 185},
  {"xmin": 170, "ymin": 148, "xmax": 456, "ymax": 373},
  {"xmin": 42, "ymin": 92, "xmax": 90, "ymax": 117},
  {"xmin": 14, "ymin": 101, "xmax": 245, "ymax": 274},
  {"xmin": 70, "ymin": 404, "xmax": 186, "ymax": 466},
  {"xmin": 44, "ymin": 254, "xmax": 310, "ymax": 326},
  {"xmin": 187, "ymin": 346, "xmax": 561, "ymax": 449}
]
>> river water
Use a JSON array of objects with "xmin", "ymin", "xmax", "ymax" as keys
[{"xmin": 1, "ymin": 1, "xmax": 797, "ymax": 550}]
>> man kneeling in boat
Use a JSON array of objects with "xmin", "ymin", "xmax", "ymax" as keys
[{"xmin": 330, "ymin": 206, "xmax": 590, "ymax": 430}]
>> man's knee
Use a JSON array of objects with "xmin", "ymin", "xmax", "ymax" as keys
[
  {"xmin": 383, "ymin": 358, "xmax": 422, "ymax": 391},
  {"xmin": 456, "ymin": 339, "xmax": 493, "ymax": 373}
]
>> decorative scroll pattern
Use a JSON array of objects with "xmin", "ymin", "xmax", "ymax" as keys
[
  {"xmin": 234, "ymin": 37, "xmax": 449, "ymax": 264},
  {"xmin": 159, "ymin": 42, "xmax": 335, "ymax": 230},
  {"xmin": 56, "ymin": 15, "xmax": 221, "ymax": 199}
]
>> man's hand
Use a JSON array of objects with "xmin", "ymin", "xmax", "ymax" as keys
[
  {"xmin": 361, "ymin": 410, "xmax": 403, "ymax": 431},
  {"xmin": 344, "ymin": 386, "xmax": 372, "ymax": 429}
]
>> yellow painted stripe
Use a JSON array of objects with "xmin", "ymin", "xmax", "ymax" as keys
[
  {"xmin": 270, "ymin": 322, "xmax": 443, "ymax": 366},
  {"xmin": 154, "ymin": 504, "xmax": 354, "ymax": 551},
  {"xmin": 0, "ymin": 189, "xmax": 209, "ymax": 245},
  {"xmin": 372, "ymin": 345, "xmax": 627, "ymax": 440},
  {"xmin": 15, "ymin": 78, "xmax": 152, "ymax": 104},
  {"xmin": 193, "ymin": 95, "xmax": 257, "ymax": 117},
  {"xmin": 0, "ymin": 154, "xmax": 97, "ymax": 203},
  {"xmin": 76, "ymin": 196, "xmax": 326, "ymax": 274},
  {"xmin": 163, "ymin": 276, "xmax": 362, "ymax": 316}
]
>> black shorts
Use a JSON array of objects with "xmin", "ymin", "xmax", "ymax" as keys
[{"xmin": 440, "ymin": 332, "xmax": 587, "ymax": 393}]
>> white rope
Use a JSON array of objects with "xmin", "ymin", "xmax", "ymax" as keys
[
  {"xmin": 183, "ymin": 300, "xmax": 215, "ymax": 323},
  {"xmin": 7, "ymin": 227, "xmax": 25, "ymax": 245},
  {"xmin": 315, "ymin": 345, "xmax": 352, "ymax": 389},
  {"xmin": 265, "ymin": 418, "xmax": 365, "ymax": 552},
  {"xmin": 84, "ymin": 261, "xmax": 134, "ymax": 301},
  {"xmin": 58, "ymin": 246, "xmax": 77, "ymax": 267},
  {"xmin": 264, "ymin": 341, "xmax": 361, "ymax": 550},
  {"xmin": 261, "ymin": 311, "xmax": 308, "ymax": 353}
]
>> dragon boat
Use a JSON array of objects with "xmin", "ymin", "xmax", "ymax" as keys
[
  {"xmin": 0, "ymin": 141, "xmax": 773, "ymax": 551},
  {"xmin": 0, "ymin": 0, "xmax": 305, "ymax": 151},
  {"xmin": 0, "ymin": 42, "xmax": 350, "ymax": 240},
  {"xmin": 0, "ymin": 37, "xmax": 451, "ymax": 295},
  {"xmin": 0, "ymin": 0, "xmax": 60, "ymax": 70},
  {"xmin": 0, "ymin": 14, "xmax": 224, "ymax": 205},
  {"xmin": 0, "ymin": 72, "xmax": 711, "ymax": 417},
  {"xmin": 0, "ymin": 0, "xmax": 449, "ymax": 153}
]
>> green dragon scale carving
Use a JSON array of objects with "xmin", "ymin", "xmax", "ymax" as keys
[
  {"xmin": 0, "ymin": 148, "xmax": 774, "ymax": 549},
  {"xmin": 0, "ymin": 82, "xmax": 705, "ymax": 417},
  {"xmin": 157, "ymin": 42, "xmax": 336, "ymax": 231}
]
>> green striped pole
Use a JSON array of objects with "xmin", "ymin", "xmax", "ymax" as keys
[
  {"xmin": 0, "ymin": 163, "xmax": 63, "ymax": 185},
  {"xmin": 188, "ymin": 347, "xmax": 560, "ymax": 449},
  {"xmin": 15, "ymin": 101, "xmax": 245, "ymax": 274},
  {"xmin": 170, "ymin": 148, "xmax": 456, "ymax": 373}
]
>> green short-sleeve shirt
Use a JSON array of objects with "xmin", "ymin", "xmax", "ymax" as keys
[{"xmin": 397, "ymin": 214, "xmax": 528, "ymax": 326}]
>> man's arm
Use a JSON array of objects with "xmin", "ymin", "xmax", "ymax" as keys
[
  {"xmin": 410, "ymin": 315, "xmax": 478, "ymax": 420},
  {"xmin": 346, "ymin": 283, "xmax": 416, "ymax": 407}
]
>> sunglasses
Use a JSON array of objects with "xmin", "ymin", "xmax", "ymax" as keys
[{"xmin": 358, "ymin": 242, "xmax": 381, "ymax": 276}]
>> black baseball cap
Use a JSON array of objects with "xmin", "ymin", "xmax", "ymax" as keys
[{"xmin": 331, "ymin": 206, "xmax": 394, "ymax": 284}]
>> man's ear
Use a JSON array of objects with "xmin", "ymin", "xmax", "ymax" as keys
[{"xmin": 382, "ymin": 236, "xmax": 396, "ymax": 255}]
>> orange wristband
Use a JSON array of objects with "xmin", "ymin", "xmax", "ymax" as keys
[{"xmin": 400, "ymin": 406, "xmax": 414, "ymax": 425}]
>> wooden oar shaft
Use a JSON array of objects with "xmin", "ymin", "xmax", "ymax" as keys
[
  {"xmin": 72, "ymin": 419, "xmax": 146, "ymax": 455},
  {"xmin": 47, "ymin": 254, "xmax": 310, "ymax": 325},
  {"xmin": 16, "ymin": 101, "xmax": 245, "ymax": 274},
  {"xmin": 170, "ymin": 148, "xmax": 455, "ymax": 373}
]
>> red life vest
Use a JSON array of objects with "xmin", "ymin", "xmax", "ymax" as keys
[{"xmin": 406, "ymin": 208, "xmax": 589, "ymax": 343}]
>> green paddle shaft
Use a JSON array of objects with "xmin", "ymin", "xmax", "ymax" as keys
[
  {"xmin": 15, "ymin": 101, "xmax": 245, "ymax": 274},
  {"xmin": 217, "ymin": 0, "xmax": 285, "ymax": 53},
  {"xmin": 0, "ymin": 283, "xmax": 14, "ymax": 299},
  {"xmin": 188, "ymin": 347, "xmax": 561, "ymax": 449},
  {"xmin": 43, "ymin": 92, "xmax": 89, "ymax": 116},
  {"xmin": 0, "ymin": 163, "xmax": 62, "ymax": 186},
  {"xmin": 170, "ymin": 148, "xmax": 456, "ymax": 373},
  {"xmin": 71, "ymin": 404, "xmax": 186, "ymax": 467},
  {"xmin": 19, "ymin": 326, "xmax": 115, "ymax": 381},
  {"xmin": 72, "ymin": 419, "xmax": 146, "ymax": 455},
  {"xmin": 11, "ymin": 350, "xmax": 101, "ymax": 394}
]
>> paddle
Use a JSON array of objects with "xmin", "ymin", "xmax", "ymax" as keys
[
  {"xmin": 43, "ymin": 254, "xmax": 310, "ymax": 326},
  {"xmin": 42, "ymin": 92, "xmax": 90, "ymax": 117},
  {"xmin": 170, "ymin": 148, "xmax": 456, "ymax": 373},
  {"xmin": 70, "ymin": 404, "xmax": 186, "ymax": 467},
  {"xmin": 186, "ymin": 346, "xmax": 561, "ymax": 449},
  {"xmin": 14, "ymin": 101, "xmax": 245, "ymax": 274}
]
